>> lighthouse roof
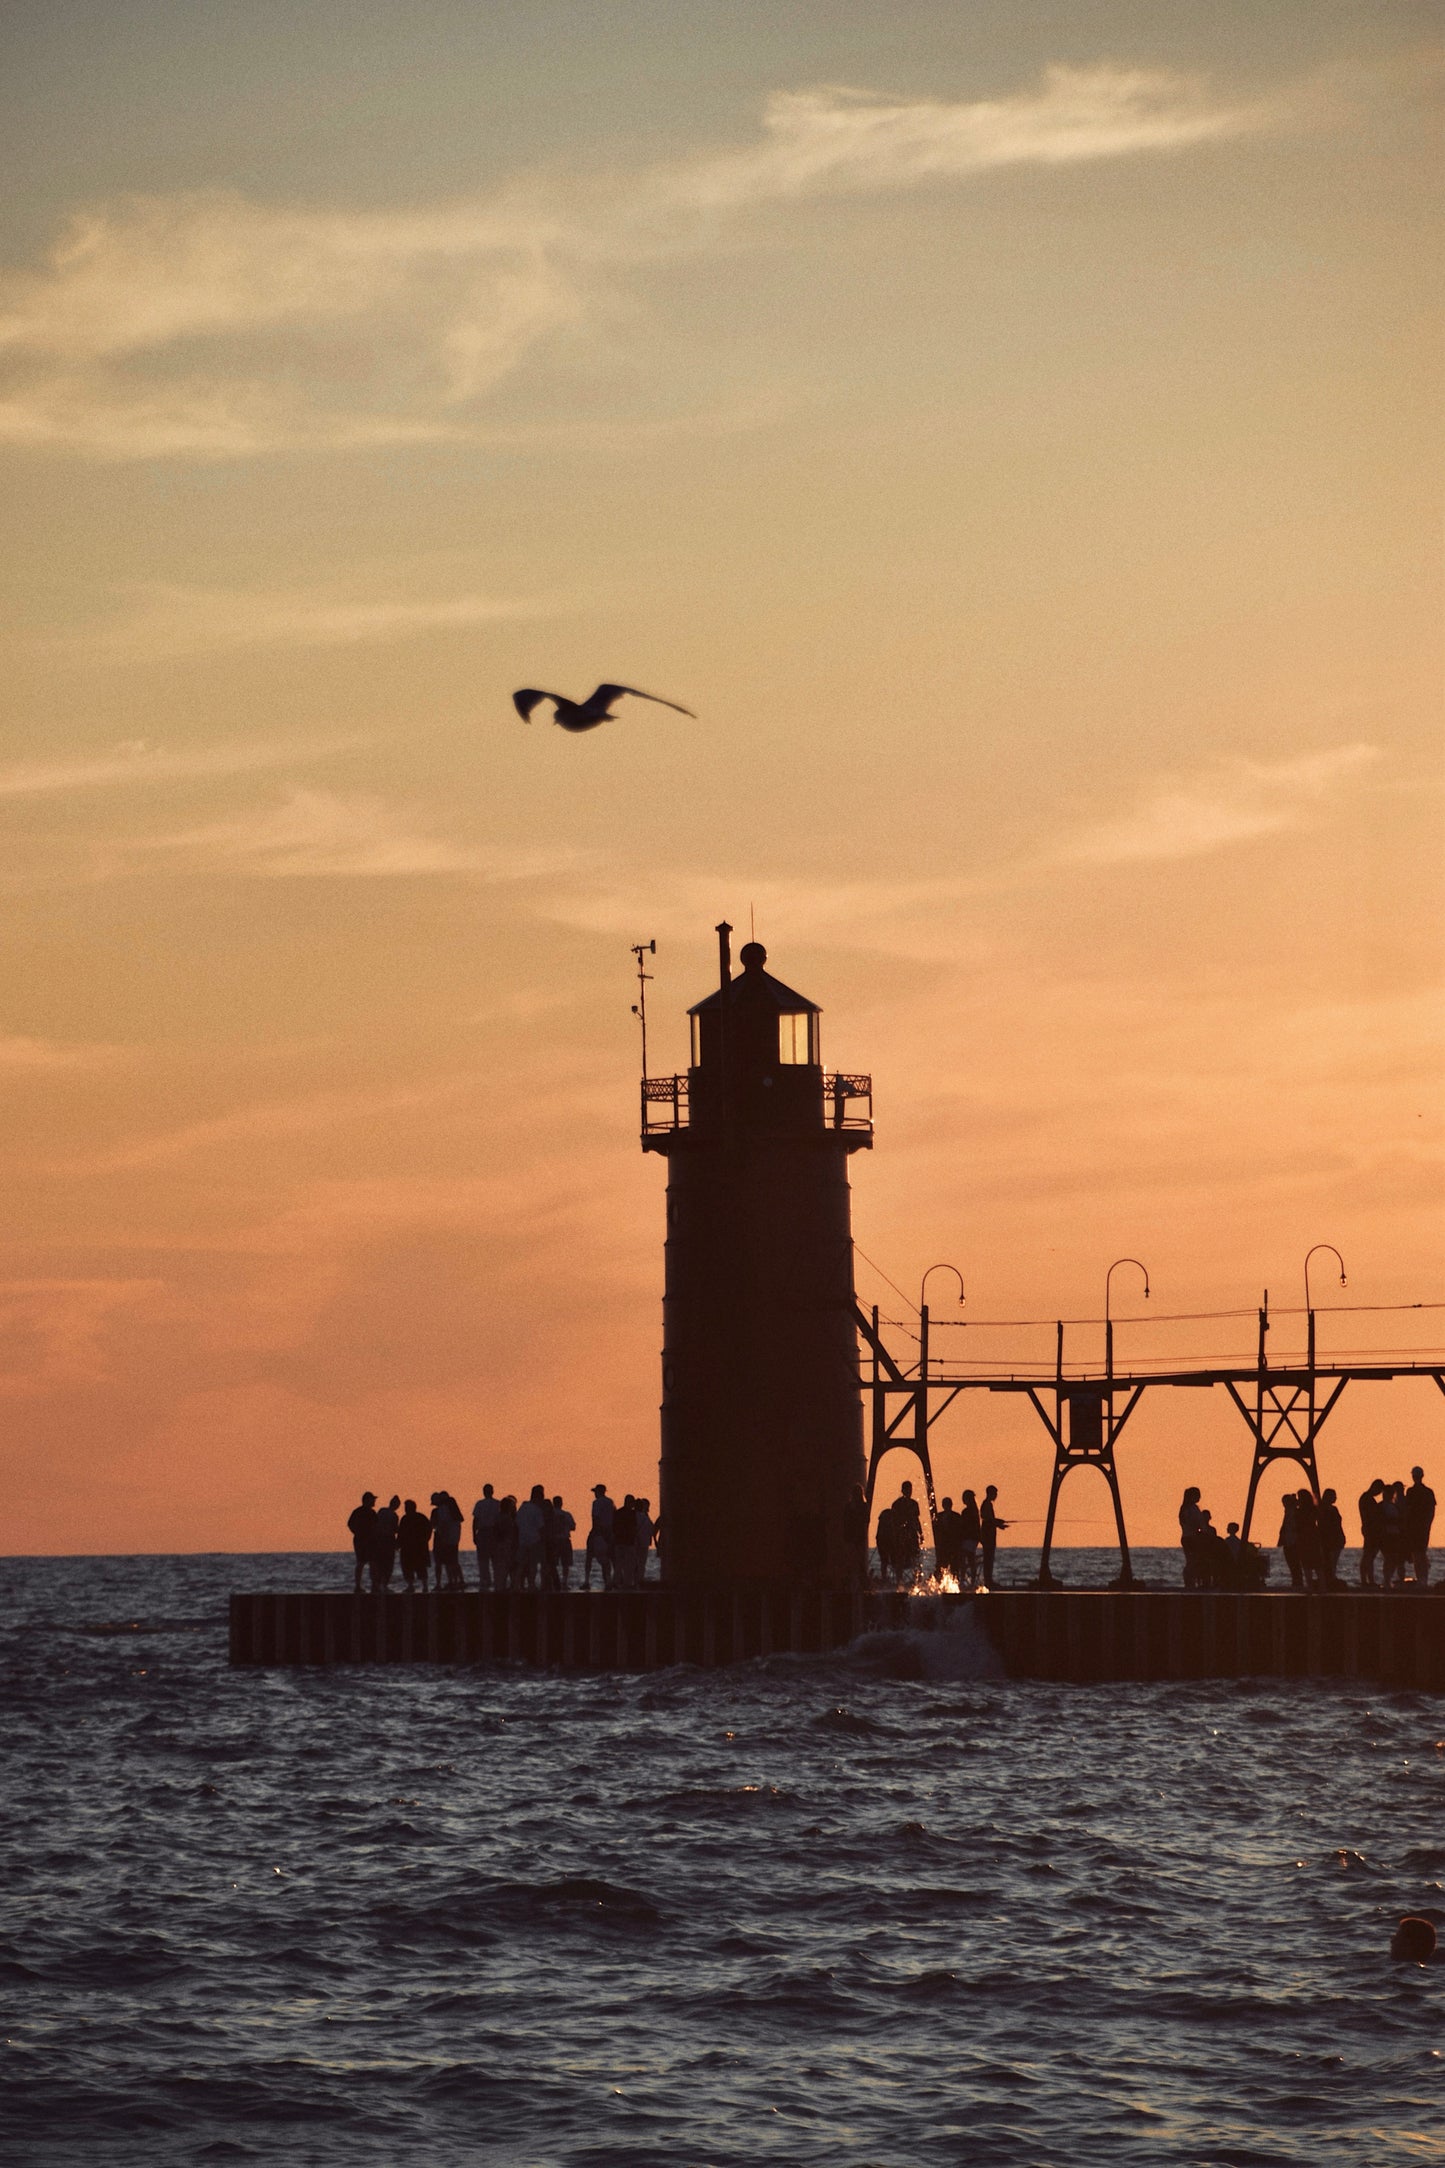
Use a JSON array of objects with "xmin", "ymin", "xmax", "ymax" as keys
[{"xmin": 688, "ymin": 942, "xmax": 816, "ymax": 1017}]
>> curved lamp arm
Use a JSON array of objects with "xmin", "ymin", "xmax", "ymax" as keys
[
  {"xmin": 1304, "ymin": 1243, "xmax": 1347, "ymax": 1313},
  {"xmin": 920, "ymin": 1262, "xmax": 966, "ymax": 1314},
  {"xmin": 1105, "ymin": 1256, "xmax": 1150, "ymax": 1323}
]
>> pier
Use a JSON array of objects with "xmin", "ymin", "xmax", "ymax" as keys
[
  {"xmin": 230, "ymin": 1587, "xmax": 1445, "ymax": 1688},
  {"xmin": 856, "ymin": 1297, "xmax": 1445, "ymax": 1585}
]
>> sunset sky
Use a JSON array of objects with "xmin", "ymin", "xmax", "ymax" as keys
[{"xmin": 1, "ymin": 1, "xmax": 1440, "ymax": 1555}]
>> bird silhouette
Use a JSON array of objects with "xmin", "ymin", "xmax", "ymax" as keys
[{"xmin": 511, "ymin": 682, "xmax": 695, "ymax": 732}]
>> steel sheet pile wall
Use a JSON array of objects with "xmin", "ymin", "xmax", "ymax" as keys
[{"xmin": 229, "ymin": 1589, "xmax": 1445, "ymax": 1688}]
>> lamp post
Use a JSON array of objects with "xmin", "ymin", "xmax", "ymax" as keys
[
  {"xmin": 1303, "ymin": 1244, "xmax": 1346, "ymax": 1371},
  {"xmin": 918, "ymin": 1263, "xmax": 965, "ymax": 1386},
  {"xmin": 1104, "ymin": 1257, "xmax": 1150, "ymax": 1390}
]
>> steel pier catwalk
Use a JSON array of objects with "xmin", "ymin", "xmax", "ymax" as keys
[{"xmin": 854, "ymin": 1296, "xmax": 1445, "ymax": 1586}]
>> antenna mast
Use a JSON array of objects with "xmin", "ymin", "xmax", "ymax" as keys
[{"xmin": 630, "ymin": 939, "xmax": 656, "ymax": 1080}]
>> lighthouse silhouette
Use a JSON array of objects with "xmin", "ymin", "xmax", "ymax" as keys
[{"xmin": 641, "ymin": 924, "xmax": 873, "ymax": 1585}]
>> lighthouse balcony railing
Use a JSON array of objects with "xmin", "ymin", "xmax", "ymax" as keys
[
  {"xmin": 825, "ymin": 1073, "xmax": 874, "ymax": 1131},
  {"xmin": 640, "ymin": 1071, "xmax": 872, "ymax": 1136},
  {"xmin": 641, "ymin": 1073, "xmax": 690, "ymax": 1134}
]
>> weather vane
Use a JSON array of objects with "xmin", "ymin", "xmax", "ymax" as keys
[{"xmin": 630, "ymin": 939, "xmax": 656, "ymax": 1079}]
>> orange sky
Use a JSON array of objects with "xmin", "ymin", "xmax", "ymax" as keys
[{"xmin": 0, "ymin": 4, "xmax": 1440, "ymax": 1554}]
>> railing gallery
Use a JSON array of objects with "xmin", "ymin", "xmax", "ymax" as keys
[{"xmin": 640, "ymin": 1071, "xmax": 873, "ymax": 1135}]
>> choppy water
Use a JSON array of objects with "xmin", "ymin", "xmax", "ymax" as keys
[{"xmin": 2, "ymin": 1552, "xmax": 1442, "ymax": 2167}]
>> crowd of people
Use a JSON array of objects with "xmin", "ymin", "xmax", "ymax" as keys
[
  {"xmin": 857, "ymin": 1479, "xmax": 1010, "ymax": 1590},
  {"xmin": 1353, "ymin": 1469, "xmax": 1434, "ymax": 1590},
  {"xmin": 346, "ymin": 1485, "xmax": 657, "ymax": 1595},
  {"xmin": 346, "ymin": 1463, "xmax": 1434, "ymax": 1598},
  {"xmin": 1177, "ymin": 1489, "xmax": 1275, "ymax": 1590},
  {"xmin": 1179, "ymin": 1465, "xmax": 1435, "ymax": 1592}
]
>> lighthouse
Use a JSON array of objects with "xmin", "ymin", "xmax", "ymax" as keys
[{"xmin": 641, "ymin": 925, "xmax": 872, "ymax": 1586}]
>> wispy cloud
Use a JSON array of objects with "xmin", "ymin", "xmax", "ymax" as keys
[
  {"xmin": 0, "ymin": 735, "xmax": 354, "ymax": 800},
  {"xmin": 61, "ymin": 1075, "xmax": 477, "ymax": 1175},
  {"xmin": 0, "ymin": 66, "xmax": 1281, "ymax": 461},
  {"xmin": 72, "ymin": 579, "xmax": 552, "ymax": 659},
  {"xmin": 0, "ymin": 1034, "xmax": 125, "ymax": 1071},
  {"xmin": 1062, "ymin": 744, "xmax": 1383, "ymax": 865},
  {"xmin": 536, "ymin": 863, "xmax": 1000, "ymax": 962},
  {"xmin": 0, "ymin": 1275, "xmax": 167, "ymax": 1393},
  {"xmin": 526, "ymin": 740, "xmax": 1386, "ymax": 956},
  {"xmin": 657, "ymin": 68, "xmax": 1271, "ymax": 215},
  {"xmin": 148, "ymin": 788, "xmax": 584, "ymax": 881}
]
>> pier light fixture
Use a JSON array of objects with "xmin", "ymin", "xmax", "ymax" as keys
[
  {"xmin": 920, "ymin": 1262, "xmax": 966, "ymax": 1314},
  {"xmin": 1303, "ymin": 1243, "xmax": 1346, "ymax": 1372},
  {"xmin": 1104, "ymin": 1257, "xmax": 1150, "ymax": 1384},
  {"xmin": 1303, "ymin": 1244, "xmax": 1347, "ymax": 1312},
  {"xmin": 1105, "ymin": 1257, "xmax": 1151, "ymax": 1322},
  {"xmin": 919, "ymin": 1263, "xmax": 965, "ymax": 1387}
]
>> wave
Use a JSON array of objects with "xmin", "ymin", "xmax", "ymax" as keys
[
  {"xmin": 841, "ymin": 1604, "xmax": 1007, "ymax": 1681},
  {"xmin": 3, "ymin": 1548, "xmax": 1437, "ymax": 2168}
]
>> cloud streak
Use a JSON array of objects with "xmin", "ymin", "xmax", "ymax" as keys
[
  {"xmin": 0, "ymin": 1035, "xmax": 126, "ymax": 1072},
  {"xmin": 60, "ymin": 1076, "xmax": 478, "ymax": 1175},
  {"xmin": 661, "ymin": 68, "xmax": 1271, "ymax": 214},
  {"xmin": 74, "ymin": 579, "xmax": 551, "ymax": 658},
  {"xmin": 0, "ymin": 66, "xmax": 1280, "ymax": 460},
  {"xmin": 147, "ymin": 789, "xmax": 585, "ymax": 881},
  {"xmin": 1063, "ymin": 744, "xmax": 1382, "ymax": 865},
  {"xmin": 0, "ymin": 736, "xmax": 355, "ymax": 800},
  {"xmin": 528, "ymin": 742, "xmax": 1386, "ymax": 957}
]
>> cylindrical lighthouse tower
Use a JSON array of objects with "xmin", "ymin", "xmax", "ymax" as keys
[{"xmin": 641, "ymin": 925, "xmax": 872, "ymax": 1586}]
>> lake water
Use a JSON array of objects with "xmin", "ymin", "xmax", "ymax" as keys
[{"xmin": 2, "ymin": 1551, "xmax": 1442, "ymax": 2166}]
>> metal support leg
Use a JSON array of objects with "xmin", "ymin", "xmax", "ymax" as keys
[
  {"xmin": 1105, "ymin": 1460, "xmax": 1134, "ymax": 1587},
  {"xmin": 1038, "ymin": 1447, "xmax": 1066, "ymax": 1590},
  {"xmin": 1230, "ymin": 1377, "xmax": 1348, "ymax": 1540},
  {"xmin": 858, "ymin": 1300, "xmax": 937, "ymax": 1521},
  {"xmin": 1028, "ymin": 1386, "xmax": 1143, "ymax": 1589}
]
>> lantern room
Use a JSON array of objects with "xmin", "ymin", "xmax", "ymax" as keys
[{"xmin": 688, "ymin": 939, "xmax": 820, "ymax": 1074}]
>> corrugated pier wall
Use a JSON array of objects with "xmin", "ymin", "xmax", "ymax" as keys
[{"xmin": 229, "ymin": 1588, "xmax": 1445, "ymax": 1688}]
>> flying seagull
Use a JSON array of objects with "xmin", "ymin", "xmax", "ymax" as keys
[{"xmin": 511, "ymin": 682, "xmax": 696, "ymax": 732}]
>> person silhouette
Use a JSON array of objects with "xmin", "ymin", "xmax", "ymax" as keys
[
  {"xmin": 1358, "ymin": 1477, "xmax": 1386, "ymax": 1587},
  {"xmin": 1179, "ymin": 1486, "xmax": 1205, "ymax": 1589},
  {"xmin": 613, "ymin": 1494, "xmax": 639, "ymax": 1589},
  {"xmin": 430, "ymin": 1490, "xmax": 464, "ymax": 1590},
  {"xmin": 587, "ymin": 1484, "xmax": 616, "ymax": 1590},
  {"xmin": 398, "ymin": 1500, "xmax": 431, "ymax": 1592},
  {"xmin": 932, "ymin": 1496, "xmax": 963, "ymax": 1586},
  {"xmin": 980, "ymin": 1485, "xmax": 1008, "ymax": 1587},
  {"xmin": 1381, "ymin": 1481, "xmax": 1407, "ymax": 1589},
  {"xmin": 472, "ymin": 1483, "xmax": 501, "ymax": 1590},
  {"xmin": 1296, "ymin": 1490, "xmax": 1323, "ymax": 1592},
  {"xmin": 1278, "ymin": 1492, "xmax": 1302, "ymax": 1589},
  {"xmin": 635, "ymin": 1497, "xmax": 656, "ymax": 1585},
  {"xmin": 347, "ymin": 1492, "xmax": 377, "ymax": 1596},
  {"xmin": 1318, "ymin": 1488, "xmax": 1346, "ymax": 1588},
  {"xmin": 890, "ymin": 1480, "xmax": 923, "ymax": 1586},
  {"xmin": 874, "ymin": 1502, "xmax": 897, "ymax": 1585},
  {"xmin": 516, "ymin": 1484, "xmax": 547, "ymax": 1589},
  {"xmin": 371, "ymin": 1495, "xmax": 400, "ymax": 1593},
  {"xmin": 497, "ymin": 1495, "xmax": 519, "ymax": 1590},
  {"xmin": 958, "ymin": 1490, "xmax": 982, "ymax": 1587},
  {"xmin": 549, "ymin": 1495, "xmax": 576, "ymax": 1589},
  {"xmin": 1404, "ymin": 1466, "xmax": 1436, "ymax": 1587}
]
